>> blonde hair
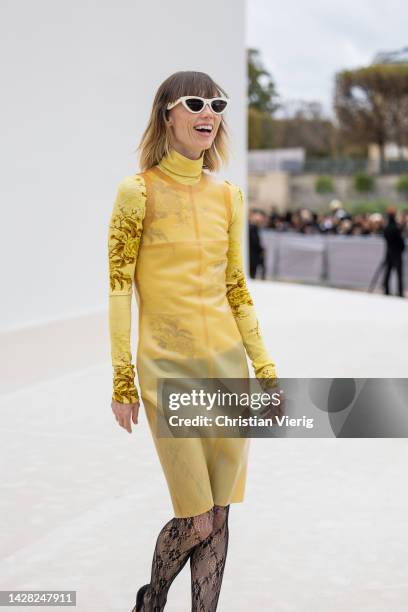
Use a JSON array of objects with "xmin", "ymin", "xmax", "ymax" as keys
[{"xmin": 135, "ymin": 71, "xmax": 230, "ymax": 173}]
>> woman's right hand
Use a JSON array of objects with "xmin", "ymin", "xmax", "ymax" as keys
[{"xmin": 111, "ymin": 399, "xmax": 140, "ymax": 434}]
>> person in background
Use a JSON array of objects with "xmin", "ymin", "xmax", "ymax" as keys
[
  {"xmin": 369, "ymin": 213, "xmax": 384, "ymax": 235},
  {"xmin": 249, "ymin": 209, "xmax": 265, "ymax": 279},
  {"xmin": 382, "ymin": 206, "xmax": 406, "ymax": 297},
  {"xmin": 329, "ymin": 198, "xmax": 348, "ymax": 221},
  {"xmin": 401, "ymin": 209, "xmax": 408, "ymax": 239}
]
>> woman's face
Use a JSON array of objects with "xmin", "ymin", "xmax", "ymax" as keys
[{"xmin": 166, "ymin": 97, "xmax": 222, "ymax": 159}]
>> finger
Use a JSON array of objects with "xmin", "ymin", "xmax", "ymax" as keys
[
  {"xmin": 120, "ymin": 410, "xmax": 130, "ymax": 433},
  {"xmin": 122, "ymin": 417, "xmax": 131, "ymax": 432},
  {"xmin": 131, "ymin": 404, "xmax": 139, "ymax": 425}
]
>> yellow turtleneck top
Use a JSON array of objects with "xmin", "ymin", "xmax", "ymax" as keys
[
  {"xmin": 158, "ymin": 147, "xmax": 204, "ymax": 185},
  {"xmin": 108, "ymin": 147, "xmax": 278, "ymax": 404}
]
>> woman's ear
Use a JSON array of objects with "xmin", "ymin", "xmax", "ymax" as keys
[{"xmin": 164, "ymin": 109, "xmax": 172, "ymax": 126}]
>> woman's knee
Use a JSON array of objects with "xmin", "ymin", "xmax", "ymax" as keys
[
  {"xmin": 213, "ymin": 504, "xmax": 229, "ymax": 532},
  {"xmin": 192, "ymin": 508, "xmax": 214, "ymax": 542}
]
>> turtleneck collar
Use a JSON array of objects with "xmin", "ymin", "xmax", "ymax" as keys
[{"xmin": 157, "ymin": 147, "xmax": 205, "ymax": 185}]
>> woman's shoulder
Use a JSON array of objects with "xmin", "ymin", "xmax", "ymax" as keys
[
  {"xmin": 115, "ymin": 173, "xmax": 147, "ymax": 210},
  {"xmin": 223, "ymin": 179, "xmax": 244, "ymax": 201},
  {"xmin": 116, "ymin": 173, "xmax": 146, "ymax": 196},
  {"xmin": 223, "ymin": 180, "xmax": 245, "ymax": 223},
  {"xmin": 214, "ymin": 179, "xmax": 244, "ymax": 226}
]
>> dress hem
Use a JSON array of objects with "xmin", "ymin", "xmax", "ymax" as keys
[{"xmin": 173, "ymin": 497, "xmax": 245, "ymax": 519}]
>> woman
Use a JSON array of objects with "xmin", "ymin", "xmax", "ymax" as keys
[{"xmin": 108, "ymin": 71, "xmax": 278, "ymax": 611}]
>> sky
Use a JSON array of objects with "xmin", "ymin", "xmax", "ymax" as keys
[{"xmin": 247, "ymin": 0, "xmax": 408, "ymax": 118}]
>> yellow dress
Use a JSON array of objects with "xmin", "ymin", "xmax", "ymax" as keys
[{"xmin": 108, "ymin": 147, "xmax": 278, "ymax": 518}]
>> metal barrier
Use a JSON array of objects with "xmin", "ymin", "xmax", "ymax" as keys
[{"xmin": 259, "ymin": 229, "xmax": 408, "ymax": 292}]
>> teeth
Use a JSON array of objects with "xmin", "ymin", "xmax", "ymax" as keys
[{"xmin": 195, "ymin": 124, "xmax": 213, "ymax": 132}]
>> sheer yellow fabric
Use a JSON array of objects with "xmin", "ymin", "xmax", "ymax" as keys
[
  {"xmin": 225, "ymin": 181, "xmax": 278, "ymax": 389},
  {"xmin": 108, "ymin": 151, "xmax": 278, "ymax": 404},
  {"xmin": 107, "ymin": 148, "xmax": 281, "ymax": 517},
  {"xmin": 108, "ymin": 175, "xmax": 146, "ymax": 403}
]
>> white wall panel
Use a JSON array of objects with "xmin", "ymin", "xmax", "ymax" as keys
[{"xmin": 0, "ymin": 0, "xmax": 246, "ymax": 329}]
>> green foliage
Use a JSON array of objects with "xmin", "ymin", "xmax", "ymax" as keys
[
  {"xmin": 247, "ymin": 48, "xmax": 280, "ymax": 115},
  {"xmin": 353, "ymin": 172, "xmax": 375, "ymax": 192},
  {"xmin": 396, "ymin": 174, "xmax": 408, "ymax": 194},
  {"xmin": 248, "ymin": 107, "xmax": 275, "ymax": 149},
  {"xmin": 315, "ymin": 175, "xmax": 334, "ymax": 194},
  {"xmin": 343, "ymin": 200, "xmax": 391, "ymax": 215}
]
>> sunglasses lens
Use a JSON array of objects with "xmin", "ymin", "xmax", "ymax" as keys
[
  {"xmin": 211, "ymin": 99, "xmax": 228, "ymax": 113},
  {"xmin": 185, "ymin": 98, "xmax": 205, "ymax": 112}
]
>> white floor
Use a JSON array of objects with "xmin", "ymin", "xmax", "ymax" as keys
[{"xmin": 1, "ymin": 281, "xmax": 408, "ymax": 611}]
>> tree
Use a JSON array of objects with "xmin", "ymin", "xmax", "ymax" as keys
[
  {"xmin": 248, "ymin": 106, "xmax": 276, "ymax": 149},
  {"xmin": 247, "ymin": 48, "xmax": 280, "ymax": 149},
  {"xmin": 334, "ymin": 64, "xmax": 408, "ymax": 173},
  {"xmin": 248, "ymin": 48, "xmax": 280, "ymax": 114},
  {"xmin": 273, "ymin": 100, "xmax": 335, "ymax": 157}
]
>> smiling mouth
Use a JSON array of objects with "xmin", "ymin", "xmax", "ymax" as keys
[{"xmin": 194, "ymin": 125, "xmax": 213, "ymax": 135}]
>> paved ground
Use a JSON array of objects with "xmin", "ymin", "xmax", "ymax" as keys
[{"xmin": 1, "ymin": 282, "xmax": 407, "ymax": 611}]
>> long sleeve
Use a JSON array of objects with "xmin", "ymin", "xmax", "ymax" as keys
[
  {"xmin": 225, "ymin": 181, "xmax": 278, "ymax": 386},
  {"xmin": 108, "ymin": 175, "xmax": 146, "ymax": 403}
]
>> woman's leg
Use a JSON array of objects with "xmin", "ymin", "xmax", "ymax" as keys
[
  {"xmin": 189, "ymin": 504, "xmax": 230, "ymax": 611},
  {"xmin": 141, "ymin": 507, "xmax": 215, "ymax": 611}
]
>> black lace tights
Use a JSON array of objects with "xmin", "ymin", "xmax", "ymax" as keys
[{"xmin": 140, "ymin": 504, "xmax": 230, "ymax": 611}]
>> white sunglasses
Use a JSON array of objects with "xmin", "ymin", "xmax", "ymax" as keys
[{"xmin": 166, "ymin": 95, "xmax": 229, "ymax": 115}]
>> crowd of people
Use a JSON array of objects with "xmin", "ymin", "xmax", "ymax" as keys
[
  {"xmin": 248, "ymin": 202, "xmax": 406, "ymax": 297},
  {"xmin": 249, "ymin": 200, "xmax": 408, "ymax": 238}
]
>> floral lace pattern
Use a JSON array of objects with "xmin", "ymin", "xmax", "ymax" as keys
[
  {"xmin": 111, "ymin": 363, "xmax": 139, "ymax": 404},
  {"xmin": 108, "ymin": 175, "xmax": 147, "ymax": 403},
  {"xmin": 225, "ymin": 181, "xmax": 278, "ymax": 383},
  {"xmin": 109, "ymin": 176, "xmax": 146, "ymax": 293},
  {"xmin": 149, "ymin": 313, "xmax": 197, "ymax": 358},
  {"xmin": 255, "ymin": 364, "xmax": 279, "ymax": 390},
  {"xmin": 136, "ymin": 505, "xmax": 230, "ymax": 612},
  {"xmin": 225, "ymin": 267, "xmax": 254, "ymax": 319}
]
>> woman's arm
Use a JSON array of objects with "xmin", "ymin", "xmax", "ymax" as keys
[
  {"xmin": 225, "ymin": 181, "xmax": 278, "ymax": 386},
  {"xmin": 108, "ymin": 175, "xmax": 146, "ymax": 403}
]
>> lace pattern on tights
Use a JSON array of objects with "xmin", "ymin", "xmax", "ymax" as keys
[{"xmin": 138, "ymin": 505, "xmax": 230, "ymax": 611}]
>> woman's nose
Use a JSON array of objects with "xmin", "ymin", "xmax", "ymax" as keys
[{"xmin": 200, "ymin": 104, "xmax": 215, "ymax": 117}]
